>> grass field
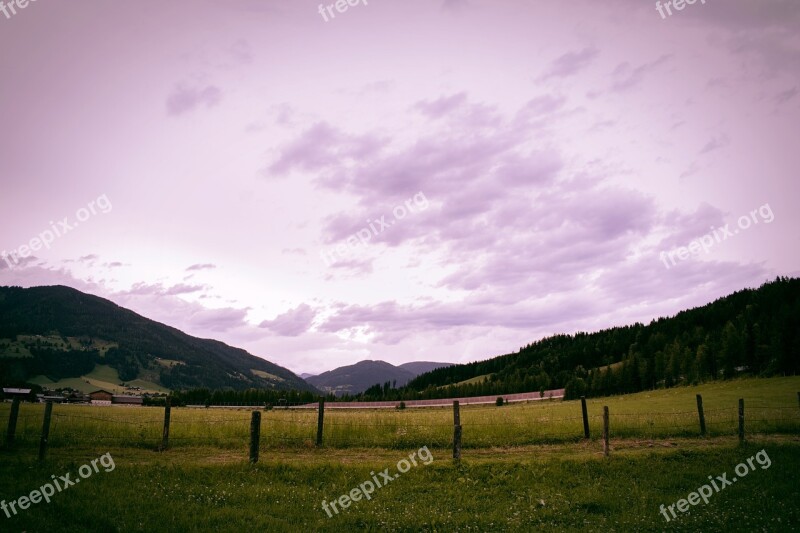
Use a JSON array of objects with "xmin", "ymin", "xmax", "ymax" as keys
[
  {"xmin": 443, "ymin": 373, "xmax": 493, "ymax": 388},
  {"xmin": 3, "ymin": 376, "xmax": 798, "ymax": 450},
  {"xmin": 1, "ymin": 438, "xmax": 798, "ymax": 531},
  {"xmin": 1, "ymin": 377, "xmax": 799, "ymax": 531}
]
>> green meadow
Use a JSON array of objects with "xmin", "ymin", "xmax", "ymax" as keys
[
  {"xmin": 3, "ymin": 376, "xmax": 797, "ymax": 450},
  {"xmin": 1, "ymin": 377, "xmax": 799, "ymax": 531},
  {"xmin": 27, "ymin": 364, "xmax": 169, "ymax": 396}
]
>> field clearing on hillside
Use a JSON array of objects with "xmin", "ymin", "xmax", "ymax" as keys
[
  {"xmin": 444, "ymin": 373, "xmax": 492, "ymax": 387},
  {"xmin": 27, "ymin": 364, "xmax": 169, "ymax": 395}
]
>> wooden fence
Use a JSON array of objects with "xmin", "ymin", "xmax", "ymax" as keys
[{"xmin": 4, "ymin": 393, "xmax": 799, "ymax": 463}]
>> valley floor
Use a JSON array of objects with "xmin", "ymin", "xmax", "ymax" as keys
[
  {"xmin": 1, "ymin": 377, "xmax": 799, "ymax": 531},
  {"xmin": 0, "ymin": 437, "xmax": 798, "ymax": 531}
]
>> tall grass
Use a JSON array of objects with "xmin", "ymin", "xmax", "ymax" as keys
[{"xmin": 2, "ymin": 377, "xmax": 798, "ymax": 451}]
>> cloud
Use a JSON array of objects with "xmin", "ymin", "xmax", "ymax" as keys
[
  {"xmin": 265, "ymin": 122, "xmax": 385, "ymax": 176},
  {"xmin": 228, "ymin": 39, "xmax": 253, "ymax": 66},
  {"xmin": 323, "ymin": 256, "xmax": 375, "ymax": 277},
  {"xmin": 269, "ymin": 95, "xmax": 564, "ymax": 257},
  {"xmin": 186, "ymin": 263, "xmax": 216, "ymax": 271},
  {"xmin": 657, "ymin": 203, "xmax": 726, "ymax": 252},
  {"xmin": 0, "ymin": 254, "xmax": 40, "ymax": 270},
  {"xmin": 442, "ymin": 0, "xmax": 469, "ymax": 11},
  {"xmin": 775, "ymin": 86, "xmax": 797, "ymax": 104},
  {"xmin": 699, "ymin": 134, "xmax": 731, "ymax": 155},
  {"xmin": 0, "ymin": 264, "xmax": 103, "ymax": 291},
  {"xmin": 360, "ymin": 80, "xmax": 394, "ymax": 94},
  {"xmin": 259, "ymin": 304, "xmax": 317, "ymax": 337},
  {"xmin": 166, "ymin": 84, "xmax": 222, "ymax": 116},
  {"xmin": 539, "ymin": 47, "xmax": 599, "ymax": 80},
  {"xmin": 609, "ymin": 55, "xmax": 671, "ymax": 93},
  {"xmin": 164, "ymin": 283, "xmax": 206, "ymax": 296},
  {"xmin": 182, "ymin": 307, "xmax": 249, "ymax": 333},
  {"xmin": 414, "ymin": 93, "xmax": 469, "ymax": 119},
  {"xmin": 281, "ymin": 248, "xmax": 307, "ymax": 256},
  {"xmin": 123, "ymin": 282, "xmax": 206, "ymax": 296},
  {"xmin": 284, "ymin": 92, "xmax": 772, "ymax": 344}
]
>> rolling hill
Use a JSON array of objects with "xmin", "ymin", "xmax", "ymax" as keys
[
  {"xmin": 307, "ymin": 359, "xmax": 454, "ymax": 396},
  {"xmin": 0, "ymin": 285, "xmax": 317, "ymax": 392}
]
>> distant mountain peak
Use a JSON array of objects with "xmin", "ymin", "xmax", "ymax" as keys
[{"xmin": 306, "ymin": 359, "xmax": 454, "ymax": 396}]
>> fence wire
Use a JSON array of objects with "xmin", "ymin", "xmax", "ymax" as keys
[{"xmin": 2, "ymin": 396, "xmax": 799, "ymax": 453}]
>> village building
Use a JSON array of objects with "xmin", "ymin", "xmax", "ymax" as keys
[
  {"xmin": 89, "ymin": 389, "xmax": 114, "ymax": 405},
  {"xmin": 2, "ymin": 388, "xmax": 32, "ymax": 401},
  {"xmin": 112, "ymin": 395, "xmax": 143, "ymax": 406}
]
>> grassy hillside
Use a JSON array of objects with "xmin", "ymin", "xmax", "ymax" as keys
[{"xmin": 28, "ymin": 364, "xmax": 169, "ymax": 394}]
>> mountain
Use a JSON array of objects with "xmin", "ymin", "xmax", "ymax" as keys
[
  {"xmin": 300, "ymin": 373, "xmax": 316, "ymax": 379},
  {"xmin": 306, "ymin": 359, "xmax": 454, "ymax": 396},
  {"xmin": 0, "ymin": 285, "xmax": 317, "ymax": 393},
  {"xmin": 398, "ymin": 361, "xmax": 453, "ymax": 375},
  {"xmin": 307, "ymin": 360, "xmax": 413, "ymax": 396},
  {"xmin": 394, "ymin": 277, "xmax": 800, "ymax": 402}
]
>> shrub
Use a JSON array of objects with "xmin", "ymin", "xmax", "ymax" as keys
[
  {"xmin": 496, "ymin": 397, "xmax": 504, "ymax": 406},
  {"xmin": 564, "ymin": 377, "xmax": 587, "ymax": 400}
]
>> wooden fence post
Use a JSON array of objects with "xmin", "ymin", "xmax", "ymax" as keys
[
  {"xmin": 38, "ymin": 401, "xmax": 53, "ymax": 462},
  {"xmin": 160, "ymin": 399, "xmax": 171, "ymax": 451},
  {"xmin": 580, "ymin": 396, "xmax": 590, "ymax": 439},
  {"xmin": 453, "ymin": 400, "xmax": 462, "ymax": 461},
  {"xmin": 5, "ymin": 398, "xmax": 20, "ymax": 448},
  {"xmin": 738, "ymin": 398, "xmax": 745, "ymax": 444},
  {"xmin": 696, "ymin": 394, "xmax": 706, "ymax": 436},
  {"xmin": 316, "ymin": 399, "xmax": 325, "ymax": 446},
  {"xmin": 250, "ymin": 410, "xmax": 261, "ymax": 463},
  {"xmin": 602, "ymin": 406, "xmax": 609, "ymax": 457}
]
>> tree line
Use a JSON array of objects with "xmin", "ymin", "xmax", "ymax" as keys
[{"xmin": 357, "ymin": 277, "xmax": 800, "ymax": 401}]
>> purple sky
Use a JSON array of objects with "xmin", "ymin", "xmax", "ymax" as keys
[{"xmin": 1, "ymin": 0, "xmax": 798, "ymax": 374}]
